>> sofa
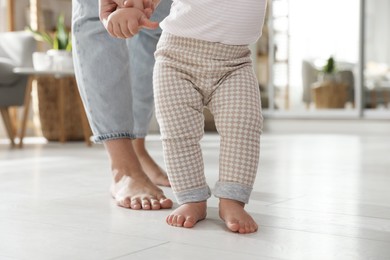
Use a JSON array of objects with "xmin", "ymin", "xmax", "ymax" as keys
[{"xmin": 0, "ymin": 31, "xmax": 36, "ymax": 145}]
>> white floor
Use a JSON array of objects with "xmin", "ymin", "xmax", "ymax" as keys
[{"xmin": 0, "ymin": 133, "xmax": 390, "ymax": 260}]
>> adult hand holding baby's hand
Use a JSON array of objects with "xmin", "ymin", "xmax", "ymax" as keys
[{"xmin": 99, "ymin": 0, "xmax": 159, "ymax": 38}]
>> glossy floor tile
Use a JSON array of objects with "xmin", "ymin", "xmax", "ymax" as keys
[{"xmin": 0, "ymin": 134, "xmax": 389, "ymax": 260}]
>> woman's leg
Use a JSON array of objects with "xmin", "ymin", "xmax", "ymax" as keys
[
  {"xmin": 105, "ymin": 139, "xmax": 172, "ymax": 210},
  {"xmin": 128, "ymin": 0, "xmax": 172, "ymax": 137},
  {"xmin": 72, "ymin": 0, "xmax": 172, "ymax": 210},
  {"xmin": 132, "ymin": 138, "xmax": 170, "ymax": 186},
  {"xmin": 127, "ymin": 0, "xmax": 172, "ymax": 187}
]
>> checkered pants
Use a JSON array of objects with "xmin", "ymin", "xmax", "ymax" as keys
[{"xmin": 153, "ymin": 33, "xmax": 263, "ymax": 204}]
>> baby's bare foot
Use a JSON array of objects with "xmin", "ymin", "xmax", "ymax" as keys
[
  {"xmin": 219, "ymin": 198, "xmax": 258, "ymax": 234},
  {"xmin": 166, "ymin": 201, "xmax": 207, "ymax": 228},
  {"xmin": 111, "ymin": 171, "xmax": 173, "ymax": 210}
]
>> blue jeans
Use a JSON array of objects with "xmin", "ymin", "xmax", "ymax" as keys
[{"xmin": 72, "ymin": 0, "xmax": 172, "ymax": 143}]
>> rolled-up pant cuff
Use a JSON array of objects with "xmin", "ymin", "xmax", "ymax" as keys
[
  {"xmin": 93, "ymin": 132, "xmax": 137, "ymax": 143},
  {"xmin": 213, "ymin": 181, "xmax": 253, "ymax": 204},
  {"xmin": 175, "ymin": 186, "xmax": 211, "ymax": 205}
]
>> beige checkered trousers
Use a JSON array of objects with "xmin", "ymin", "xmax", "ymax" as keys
[{"xmin": 153, "ymin": 32, "xmax": 263, "ymax": 204}]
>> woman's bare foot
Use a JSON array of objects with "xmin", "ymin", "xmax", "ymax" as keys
[
  {"xmin": 132, "ymin": 139, "xmax": 170, "ymax": 187},
  {"xmin": 111, "ymin": 170, "xmax": 173, "ymax": 210},
  {"xmin": 219, "ymin": 198, "xmax": 258, "ymax": 234},
  {"xmin": 105, "ymin": 139, "xmax": 172, "ymax": 210},
  {"xmin": 166, "ymin": 201, "xmax": 207, "ymax": 228}
]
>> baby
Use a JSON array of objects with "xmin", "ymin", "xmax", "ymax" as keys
[{"xmin": 105, "ymin": 0, "xmax": 267, "ymax": 234}]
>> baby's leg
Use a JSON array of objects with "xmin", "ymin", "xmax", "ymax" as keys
[
  {"xmin": 208, "ymin": 64, "xmax": 262, "ymax": 234},
  {"xmin": 153, "ymin": 39, "xmax": 211, "ymax": 228}
]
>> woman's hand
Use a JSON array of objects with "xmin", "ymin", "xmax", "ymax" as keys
[{"xmin": 99, "ymin": 0, "xmax": 159, "ymax": 38}]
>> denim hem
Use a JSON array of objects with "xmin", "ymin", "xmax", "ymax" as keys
[
  {"xmin": 175, "ymin": 186, "xmax": 211, "ymax": 205},
  {"xmin": 132, "ymin": 133, "xmax": 148, "ymax": 139},
  {"xmin": 93, "ymin": 132, "xmax": 137, "ymax": 143},
  {"xmin": 213, "ymin": 181, "xmax": 253, "ymax": 204}
]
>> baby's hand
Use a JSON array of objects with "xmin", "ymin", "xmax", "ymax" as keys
[{"xmin": 104, "ymin": 7, "xmax": 159, "ymax": 38}]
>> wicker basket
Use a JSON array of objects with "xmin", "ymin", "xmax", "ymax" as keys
[
  {"xmin": 37, "ymin": 76, "xmax": 89, "ymax": 141},
  {"xmin": 312, "ymin": 81, "xmax": 348, "ymax": 109}
]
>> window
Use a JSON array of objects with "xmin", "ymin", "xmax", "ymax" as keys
[
  {"xmin": 254, "ymin": 0, "xmax": 390, "ymax": 119},
  {"xmin": 0, "ymin": 0, "xmax": 7, "ymax": 32},
  {"xmin": 364, "ymin": 0, "xmax": 390, "ymax": 116}
]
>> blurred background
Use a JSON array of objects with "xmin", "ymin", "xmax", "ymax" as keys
[{"xmin": 0, "ymin": 0, "xmax": 389, "ymax": 142}]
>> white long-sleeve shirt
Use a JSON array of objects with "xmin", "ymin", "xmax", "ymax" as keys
[{"xmin": 160, "ymin": 0, "xmax": 267, "ymax": 45}]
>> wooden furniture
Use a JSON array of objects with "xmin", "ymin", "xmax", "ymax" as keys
[
  {"xmin": 6, "ymin": 0, "xmax": 15, "ymax": 31},
  {"xmin": 311, "ymin": 81, "xmax": 348, "ymax": 109},
  {"xmin": 0, "ymin": 108, "xmax": 16, "ymax": 146},
  {"xmin": 13, "ymin": 67, "xmax": 92, "ymax": 147},
  {"xmin": 367, "ymin": 85, "xmax": 390, "ymax": 109}
]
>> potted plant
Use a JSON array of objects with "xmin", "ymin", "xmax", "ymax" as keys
[
  {"xmin": 319, "ymin": 56, "xmax": 337, "ymax": 82},
  {"xmin": 27, "ymin": 14, "xmax": 73, "ymax": 71},
  {"xmin": 26, "ymin": 14, "xmax": 87, "ymax": 142},
  {"xmin": 312, "ymin": 56, "xmax": 348, "ymax": 108}
]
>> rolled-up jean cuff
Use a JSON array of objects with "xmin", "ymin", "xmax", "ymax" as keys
[
  {"xmin": 93, "ymin": 132, "xmax": 137, "ymax": 143},
  {"xmin": 133, "ymin": 133, "xmax": 148, "ymax": 139},
  {"xmin": 175, "ymin": 186, "xmax": 211, "ymax": 205},
  {"xmin": 213, "ymin": 181, "xmax": 253, "ymax": 204}
]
